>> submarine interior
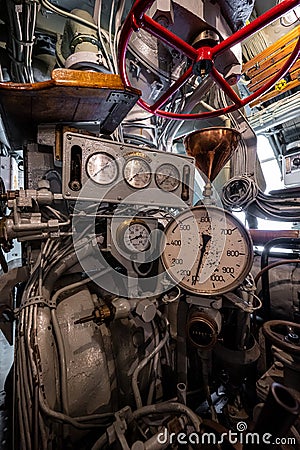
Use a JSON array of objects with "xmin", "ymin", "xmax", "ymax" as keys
[{"xmin": 0, "ymin": 0, "xmax": 300, "ymax": 449}]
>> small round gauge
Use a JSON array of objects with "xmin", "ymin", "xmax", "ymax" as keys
[
  {"xmin": 155, "ymin": 163, "xmax": 180, "ymax": 192},
  {"xmin": 123, "ymin": 157, "xmax": 151, "ymax": 189},
  {"xmin": 162, "ymin": 205, "xmax": 253, "ymax": 295},
  {"xmin": 86, "ymin": 152, "xmax": 118, "ymax": 185},
  {"xmin": 118, "ymin": 220, "xmax": 151, "ymax": 253}
]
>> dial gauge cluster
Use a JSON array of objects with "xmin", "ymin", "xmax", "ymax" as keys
[
  {"xmin": 63, "ymin": 132, "xmax": 195, "ymax": 206},
  {"xmin": 162, "ymin": 206, "xmax": 253, "ymax": 295}
]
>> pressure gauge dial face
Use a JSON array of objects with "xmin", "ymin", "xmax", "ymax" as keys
[
  {"xmin": 155, "ymin": 163, "xmax": 180, "ymax": 192},
  {"xmin": 118, "ymin": 220, "xmax": 151, "ymax": 253},
  {"xmin": 123, "ymin": 157, "xmax": 151, "ymax": 189},
  {"xmin": 162, "ymin": 206, "xmax": 253, "ymax": 295},
  {"xmin": 86, "ymin": 152, "xmax": 118, "ymax": 185}
]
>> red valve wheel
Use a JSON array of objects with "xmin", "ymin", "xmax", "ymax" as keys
[{"xmin": 118, "ymin": 0, "xmax": 300, "ymax": 120}]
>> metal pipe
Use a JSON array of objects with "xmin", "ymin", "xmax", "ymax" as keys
[
  {"xmin": 250, "ymin": 383, "xmax": 299, "ymax": 449},
  {"xmin": 249, "ymin": 93, "xmax": 300, "ymax": 133},
  {"xmin": 133, "ymin": 401, "xmax": 201, "ymax": 431},
  {"xmin": 177, "ymin": 299, "xmax": 189, "ymax": 389},
  {"xmin": 250, "ymin": 229, "xmax": 300, "ymax": 246},
  {"xmin": 177, "ymin": 382, "xmax": 187, "ymax": 405}
]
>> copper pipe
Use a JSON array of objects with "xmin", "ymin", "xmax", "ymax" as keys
[
  {"xmin": 254, "ymin": 259, "xmax": 300, "ymax": 285},
  {"xmin": 249, "ymin": 229, "xmax": 300, "ymax": 246}
]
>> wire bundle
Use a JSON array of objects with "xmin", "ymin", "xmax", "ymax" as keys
[
  {"xmin": 15, "ymin": 207, "xmax": 116, "ymax": 450},
  {"xmin": 222, "ymin": 175, "xmax": 259, "ymax": 210},
  {"xmin": 222, "ymin": 175, "xmax": 300, "ymax": 221},
  {"xmin": 6, "ymin": 0, "xmax": 37, "ymax": 83}
]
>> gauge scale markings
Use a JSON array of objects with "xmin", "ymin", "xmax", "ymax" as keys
[
  {"xmin": 86, "ymin": 152, "xmax": 118, "ymax": 185},
  {"xmin": 162, "ymin": 206, "xmax": 253, "ymax": 295}
]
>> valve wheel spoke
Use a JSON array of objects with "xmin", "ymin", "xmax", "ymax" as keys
[{"xmin": 119, "ymin": 0, "xmax": 300, "ymax": 120}]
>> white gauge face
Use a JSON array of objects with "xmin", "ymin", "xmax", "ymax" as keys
[
  {"xmin": 123, "ymin": 157, "xmax": 151, "ymax": 189},
  {"xmin": 162, "ymin": 206, "xmax": 253, "ymax": 295},
  {"xmin": 155, "ymin": 163, "xmax": 180, "ymax": 192},
  {"xmin": 86, "ymin": 152, "xmax": 118, "ymax": 185},
  {"xmin": 122, "ymin": 221, "xmax": 150, "ymax": 253}
]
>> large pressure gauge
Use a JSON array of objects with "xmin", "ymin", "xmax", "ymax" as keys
[
  {"xmin": 162, "ymin": 206, "xmax": 253, "ymax": 295},
  {"xmin": 86, "ymin": 152, "xmax": 118, "ymax": 184},
  {"xmin": 123, "ymin": 157, "xmax": 151, "ymax": 189}
]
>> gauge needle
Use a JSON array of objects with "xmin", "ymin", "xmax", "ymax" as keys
[
  {"xmin": 130, "ymin": 234, "xmax": 144, "ymax": 241},
  {"xmin": 192, "ymin": 233, "xmax": 211, "ymax": 285},
  {"xmin": 161, "ymin": 174, "xmax": 170, "ymax": 183},
  {"xmin": 128, "ymin": 168, "xmax": 144, "ymax": 181},
  {"xmin": 94, "ymin": 162, "xmax": 110, "ymax": 176}
]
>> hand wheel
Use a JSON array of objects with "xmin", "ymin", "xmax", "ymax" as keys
[
  {"xmin": 118, "ymin": 0, "xmax": 300, "ymax": 120},
  {"xmin": 263, "ymin": 320, "xmax": 300, "ymax": 356}
]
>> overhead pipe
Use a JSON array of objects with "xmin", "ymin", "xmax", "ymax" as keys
[{"xmin": 249, "ymin": 92, "xmax": 300, "ymax": 133}]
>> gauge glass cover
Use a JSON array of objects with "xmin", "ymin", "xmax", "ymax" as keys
[
  {"xmin": 123, "ymin": 221, "xmax": 150, "ymax": 252},
  {"xmin": 86, "ymin": 152, "xmax": 118, "ymax": 185},
  {"xmin": 123, "ymin": 157, "xmax": 151, "ymax": 189},
  {"xmin": 155, "ymin": 163, "xmax": 180, "ymax": 192},
  {"xmin": 162, "ymin": 206, "xmax": 253, "ymax": 295}
]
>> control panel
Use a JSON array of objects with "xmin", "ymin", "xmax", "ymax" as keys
[{"xmin": 62, "ymin": 132, "xmax": 195, "ymax": 207}]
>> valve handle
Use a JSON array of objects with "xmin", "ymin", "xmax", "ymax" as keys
[
  {"xmin": 263, "ymin": 320, "xmax": 300, "ymax": 356},
  {"xmin": 118, "ymin": 0, "xmax": 300, "ymax": 120}
]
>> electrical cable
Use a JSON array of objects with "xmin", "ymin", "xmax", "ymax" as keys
[
  {"xmin": 222, "ymin": 175, "xmax": 300, "ymax": 220},
  {"xmin": 96, "ymin": 0, "xmax": 115, "ymax": 73},
  {"xmin": 132, "ymin": 315, "xmax": 169, "ymax": 409},
  {"xmin": 254, "ymin": 259, "xmax": 300, "ymax": 285}
]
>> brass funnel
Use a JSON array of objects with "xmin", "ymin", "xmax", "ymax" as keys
[{"xmin": 184, "ymin": 127, "xmax": 241, "ymax": 181}]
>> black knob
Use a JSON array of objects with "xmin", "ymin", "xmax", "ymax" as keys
[{"xmin": 292, "ymin": 157, "xmax": 300, "ymax": 166}]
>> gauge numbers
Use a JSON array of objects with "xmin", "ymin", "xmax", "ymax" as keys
[
  {"xmin": 118, "ymin": 220, "xmax": 150, "ymax": 253},
  {"xmin": 162, "ymin": 206, "xmax": 253, "ymax": 295},
  {"xmin": 123, "ymin": 157, "xmax": 151, "ymax": 189},
  {"xmin": 86, "ymin": 152, "xmax": 118, "ymax": 185},
  {"xmin": 155, "ymin": 163, "xmax": 180, "ymax": 192}
]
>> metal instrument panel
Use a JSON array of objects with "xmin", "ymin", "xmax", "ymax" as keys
[{"xmin": 62, "ymin": 131, "xmax": 195, "ymax": 207}]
